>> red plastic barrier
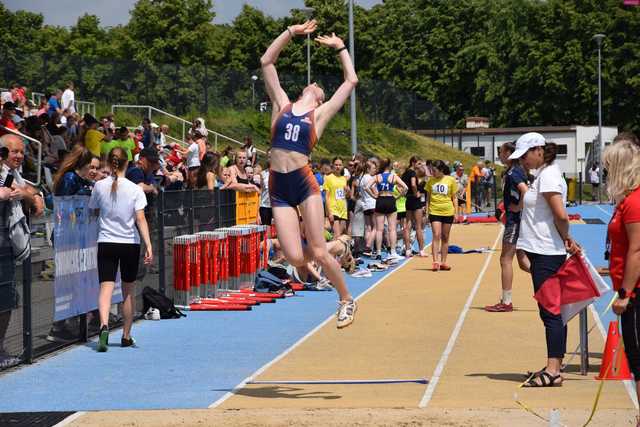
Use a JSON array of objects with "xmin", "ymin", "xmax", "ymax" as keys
[
  {"xmin": 237, "ymin": 289, "xmax": 285, "ymax": 299},
  {"xmin": 290, "ymin": 283, "xmax": 304, "ymax": 292},
  {"xmin": 188, "ymin": 303, "xmax": 251, "ymax": 311},
  {"xmin": 465, "ymin": 216, "xmax": 498, "ymax": 224}
]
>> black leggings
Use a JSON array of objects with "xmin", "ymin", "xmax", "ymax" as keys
[
  {"xmin": 526, "ymin": 251, "xmax": 567, "ymax": 359},
  {"xmin": 621, "ymin": 297, "xmax": 640, "ymax": 381}
]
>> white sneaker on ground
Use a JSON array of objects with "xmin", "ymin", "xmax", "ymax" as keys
[
  {"xmin": 336, "ymin": 299, "xmax": 357, "ymax": 329},
  {"xmin": 384, "ymin": 254, "xmax": 404, "ymax": 265},
  {"xmin": 316, "ymin": 278, "xmax": 334, "ymax": 290},
  {"xmin": 144, "ymin": 307, "xmax": 161, "ymax": 321},
  {"xmin": 351, "ymin": 268, "xmax": 372, "ymax": 278}
]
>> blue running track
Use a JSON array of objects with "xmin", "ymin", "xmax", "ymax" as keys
[{"xmin": 0, "ymin": 231, "xmax": 431, "ymax": 412}]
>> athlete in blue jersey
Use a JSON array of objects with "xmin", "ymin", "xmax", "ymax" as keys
[{"xmin": 261, "ymin": 20, "xmax": 358, "ymax": 328}]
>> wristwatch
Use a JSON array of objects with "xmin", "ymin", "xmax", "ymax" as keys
[{"xmin": 618, "ymin": 288, "xmax": 632, "ymax": 299}]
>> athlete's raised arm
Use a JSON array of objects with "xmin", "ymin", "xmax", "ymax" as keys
[
  {"xmin": 314, "ymin": 33, "xmax": 358, "ymax": 138},
  {"xmin": 261, "ymin": 20, "xmax": 317, "ymax": 122}
]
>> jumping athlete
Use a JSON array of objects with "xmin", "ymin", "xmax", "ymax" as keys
[{"xmin": 261, "ymin": 20, "xmax": 358, "ymax": 328}]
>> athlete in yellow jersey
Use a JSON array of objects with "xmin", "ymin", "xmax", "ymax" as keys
[
  {"xmin": 426, "ymin": 160, "xmax": 458, "ymax": 271},
  {"xmin": 324, "ymin": 157, "xmax": 349, "ymax": 238}
]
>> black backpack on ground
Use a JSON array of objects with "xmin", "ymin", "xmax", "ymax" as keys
[
  {"xmin": 142, "ymin": 286, "xmax": 186, "ymax": 319},
  {"xmin": 255, "ymin": 270, "xmax": 295, "ymax": 296}
]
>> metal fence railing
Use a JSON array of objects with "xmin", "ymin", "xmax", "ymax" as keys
[
  {"xmin": 0, "ymin": 188, "xmax": 240, "ymax": 373},
  {"xmin": 76, "ymin": 100, "xmax": 96, "ymax": 117},
  {"xmin": 111, "ymin": 104, "xmax": 263, "ymax": 154}
]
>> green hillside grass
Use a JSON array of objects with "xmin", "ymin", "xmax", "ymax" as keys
[{"xmin": 107, "ymin": 106, "xmax": 481, "ymax": 169}]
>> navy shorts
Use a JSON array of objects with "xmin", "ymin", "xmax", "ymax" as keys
[
  {"xmin": 503, "ymin": 212, "xmax": 521, "ymax": 245},
  {"xmin": 269, "ymin": 165, "xmax": 320, "ymax": 208}
]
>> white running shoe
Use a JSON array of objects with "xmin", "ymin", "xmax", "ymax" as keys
[
  {"xmin": 336, "ymin": 299, "xmax": 357, "ymax": 329},
  {"xmin": 144, "ymin": 307, "xmax": 161, "ymax": 321},
  {"xmin": 351, "ymin": 268, "xmax": 372, "ymax": 278},
  {"xmin": 316, "ymin": 278, "xmax": 334, "ymax": 290},
  {"xmin": 384, "ymin": 253, "xmax": 404, "ymax": 264}
]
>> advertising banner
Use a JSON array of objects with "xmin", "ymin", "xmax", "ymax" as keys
[{"xmin": 53, "ymin": 196, "xmax": 122, "ymax": 321}]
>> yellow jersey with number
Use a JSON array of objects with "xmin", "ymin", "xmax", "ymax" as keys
[
  {"xmin": 426, "ymin": 175, "xmax": 456, "ymax": 216},
  {"xmin": 324, "ymin": 174, "xmax": 348, "ymax": 220}
]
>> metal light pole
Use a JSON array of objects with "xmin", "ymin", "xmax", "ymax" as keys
[
  {"xmin": 349, "ymin": 0, "xmax": 357, "ymax": 155},
  {"xmin": 251, "ymin": 75, "xmax": 258, "ymax": 109},
  {"xmin": 593, "ymin": 33, "xmax": 605, "ymax": 203},
  {"xmin": 301, "ymin": 8, "xmax": 314, "ymax": 86}
]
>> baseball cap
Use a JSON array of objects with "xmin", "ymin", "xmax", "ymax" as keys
[
  {"xmin": 509, "ymin": 132, "xmax": 546, "ymax": 160},
  {"xmin": 12, "ymin": 114, "xmax": 24, "ymax": 124},
  {"xmin": 139, "ymin": 147, "xmax": 160, "ymax": 164},
  {"xmin": 150, "ymin": 122, "xmax": 159, "ymax": 129}
]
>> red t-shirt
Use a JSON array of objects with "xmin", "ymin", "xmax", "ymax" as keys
[
  {"xmin": 609, "ymin": 187, "xmax": 640, "ymax": 290},
  {"xmin": 0, "ymin": 117, "xmax": 16, "ymax": 136}
]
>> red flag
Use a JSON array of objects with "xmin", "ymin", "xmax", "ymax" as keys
[{"xmin": 534, "ymin": 255, "xmax": 601, "ymax": 318}]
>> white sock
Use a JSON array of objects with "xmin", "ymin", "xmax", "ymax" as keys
[
  {"xmin": 390, "ymin": 249, "xmax": 397, "ymax": 256},
  {"xmin": 502, "ymin": 290, "xmax": 513, "ymax": 305}
]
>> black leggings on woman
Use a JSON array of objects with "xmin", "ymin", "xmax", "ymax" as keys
[
  {"xmin": 526, "ymin": 252, "xmax": 567, "ymax": 359},
  {"xmin": 621, "ymin": 296, "xmax": 640, "ymax": 381}
]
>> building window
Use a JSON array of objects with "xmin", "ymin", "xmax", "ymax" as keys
[
  {"xmin": 470, "ymin": 147, "xmax": 485, "ymax": 157},
  {"xmin": 556, "ymin": 144, "xmax": 568, "ymax": 156}
]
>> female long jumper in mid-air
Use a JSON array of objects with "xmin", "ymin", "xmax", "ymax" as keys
[{"xmin": 261, "ymin": 20, "xmax": 358, "ymax": 328}]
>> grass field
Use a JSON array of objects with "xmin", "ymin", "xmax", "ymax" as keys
[{"xmin": 106, "ymin": 105, "xmax": 482, "ymax": 169}]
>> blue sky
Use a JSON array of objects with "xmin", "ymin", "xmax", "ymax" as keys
[{"xmin": 4, "ymin": 0, "xmax": 382, "ymax": 27}]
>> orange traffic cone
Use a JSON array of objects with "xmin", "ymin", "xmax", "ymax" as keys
[{"xmin": 596, "ymin": 321, "xmax": 632, "ymax": 380}]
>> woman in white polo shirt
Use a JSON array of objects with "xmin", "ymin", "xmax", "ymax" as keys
[
  {"xmin": 89, "ymin": 147, "xmax": 153, "ymax": 352},
  {"xmin": 509, "ymin": 132, "xmax": 580, "ymax": 387}
]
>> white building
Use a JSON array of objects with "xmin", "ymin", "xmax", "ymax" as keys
[{"xmin": 416, "ymin": 125, "xmax": 619, "ymax": 178}]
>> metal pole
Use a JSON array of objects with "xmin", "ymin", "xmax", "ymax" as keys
[
  {"xmin": 593, "ymin": 34, "xmax": 605, "ymax": 204},
  {"xmin": 579, "ymin": 171, "xmax": 583, "ymax": 205},
  {"xmin": 597, "ymin": 45, "xmax": 603, "ymax": 204},
  {"xmin": 492, "ymin": 136, "xmax": 496, "ymax": 164},
  {"xmin": 579, "ymin": 308, "xmax": 589, "ymax": 375},
  {"xmin": 349, "ymin": 0, "xmax": 357, "ymax": 155},
  {"xmin": 307, "ymin": 33, "xmax": 311, "ymax": 86},
  {"xmin": 158, "ymin": 189, "xmax": 166, "ymax": 295},
  {"xmin": 22, "ymin": 253, "xmax": 33, "ymax": 364},
  {"xmin": 252, "ymin": 81, "xmax": 255, "ymax": 108}
]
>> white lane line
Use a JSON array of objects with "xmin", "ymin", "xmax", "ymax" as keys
[
  {"xmin": 588, "ymin": 304, "xmax": 639, "ymax": 409},
  {"xmin": 208, "ymin": 245, "xmax": 428, "ymax": 409},
  {"xmin": 595, "ymin": 204, "xmax": 613, "ymax": 217},
  {"xmin": 247, "ymin": 378, "xmax": 428, "ymax": 385},
  {"xmin": 419, "ymin": 227, "xmax": 503, "ymax": 408},
  {"xmin": 52, "ymin": 411, "xmax": 86, "ymax": 427}
]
